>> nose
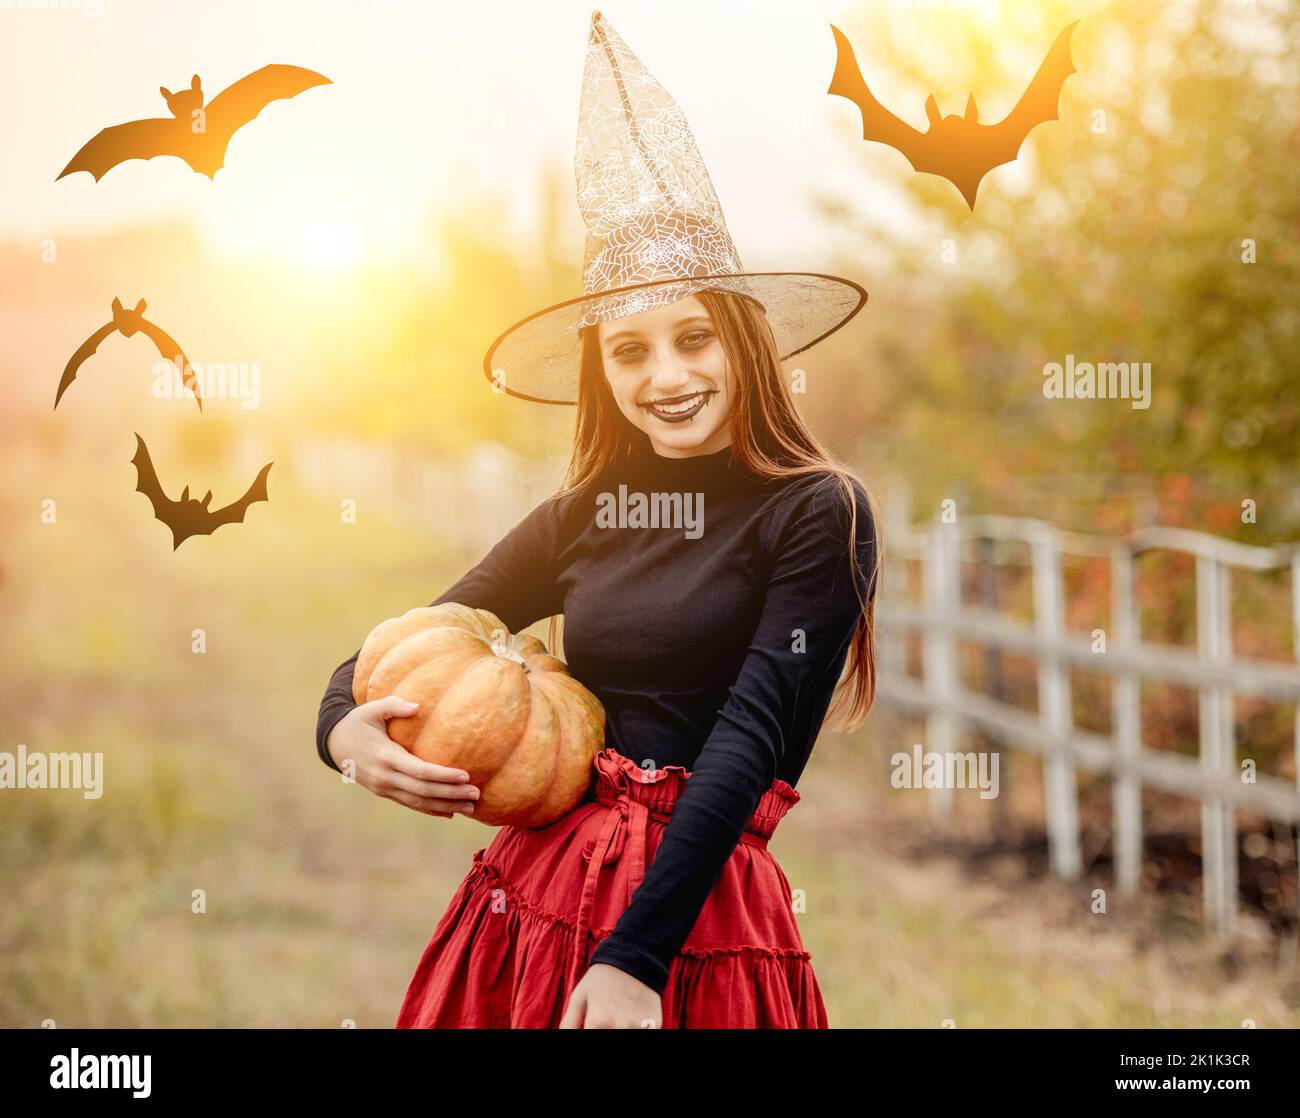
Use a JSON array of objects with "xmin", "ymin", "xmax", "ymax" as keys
[{"xmin": 647, "ymin": 343, "xmax": 693, "ymax": 397}]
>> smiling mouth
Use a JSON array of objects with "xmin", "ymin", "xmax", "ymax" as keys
[{"xmin": 641, "ymin": 390, "xmax": 716, "ymax": 423}]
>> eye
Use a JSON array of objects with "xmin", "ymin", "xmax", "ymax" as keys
[
  {"xmin": 609, "ymin": 330, "xmax": 713, "ymax": 363},
  {"xmin": 611, "ymin": 343, "xmax": 646, "ymax": 362}
]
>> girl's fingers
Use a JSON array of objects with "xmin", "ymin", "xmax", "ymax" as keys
[
  {"xmin": 365, "ymin": 695, "xmax": 422, "ymax": 722},
  {"xmin": 386, "ymin": 788, "xmax": 474, "ymax": 817},
  {"xmin": 385, "ymin": 744, "xmax": 474, "ymax": 788},
  {"xmin": 384, "ymin": 768, "xmax": 479, "ymax": 804}
]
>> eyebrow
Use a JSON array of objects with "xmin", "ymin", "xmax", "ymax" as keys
[{"xmin": 602, "ymin": 315, "xmax": 713, "ymax": 346}]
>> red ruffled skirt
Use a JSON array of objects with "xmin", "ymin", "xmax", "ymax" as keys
[{"xmin": 395, "ymin": 747, "xmax": 828, "ymax": 1028}]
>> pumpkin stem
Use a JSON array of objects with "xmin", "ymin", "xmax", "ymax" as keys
[{"xmin": 490, "ymin": 629, "xmax": 526, "ymax": 666}]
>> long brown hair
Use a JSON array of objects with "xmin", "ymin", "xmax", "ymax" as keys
[{"xmin": 545, "ymin": 288, "xmax": 881, "ymax": 731}]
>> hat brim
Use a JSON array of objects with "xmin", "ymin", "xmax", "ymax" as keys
[{"xmin": 481, "ymin": 271, "xmax": 868, "ymax": 405}]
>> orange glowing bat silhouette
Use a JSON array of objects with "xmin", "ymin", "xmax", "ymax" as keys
[
  {"xmin": 57, "ymin": 65, "xmax": 331, "ymax": 181},
  {"xmin": 131, "ymin": 433, "xmax": 272, "ymax": 550},
  {"xmin": 55, "ymin": 298, "xmax": 202, "ymax": 413},
  {"xmin": 828, "ymin": 21, "xmax": 1079, "ymax": 209}
]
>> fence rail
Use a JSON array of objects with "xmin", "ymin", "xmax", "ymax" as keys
[{"xmin": 875, "ymin": 514, "xmax": 1300, "ymax": 939}]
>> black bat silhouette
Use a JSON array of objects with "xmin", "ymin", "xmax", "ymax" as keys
[
  {"xmin": 57, "ymin": 65, "xmax": 331, "ymax": 181},
  {"xmin": 828, "ymin": 21, "xmax": 1079, "ymax": 209},
  {"xmin": 55, "ymin": 298, "xmax": 201, "ymax": 412},
  {"xmin": 131, "ymin": 433, "xmax": 272, "ymax": 550}
]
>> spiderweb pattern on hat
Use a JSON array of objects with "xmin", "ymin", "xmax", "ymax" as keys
[{"xmin": 573, "ymin": 12, "xmax": 757, "ymax": 323}]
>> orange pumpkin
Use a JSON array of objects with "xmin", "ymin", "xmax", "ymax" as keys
[{"xmin": 352, "ymin": 603, "xmax": 605, "ymax": 827}]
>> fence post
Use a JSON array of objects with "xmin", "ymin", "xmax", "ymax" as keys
[
  {"xmin": 1196, "ymin": 555, "xmax": 1237, "ymax": 940},
  {"xmin": 977, "ymin": 536, "xmax": 1013, "ymax": 841},
  {"xmin": 1032, "ymin": 532, "xmax": 1081, "ymax": 878},
  {"xmin": 1111, "ymin": 542, "xmax": 1143, "ymax": 893},
  {"xmin": 922, "ymin": 520, "xmax": 960, "ymax": 822}
]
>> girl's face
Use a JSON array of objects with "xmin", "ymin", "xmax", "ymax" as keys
[{"xmin": 598, "ymin": 294, "xmax": 733, "ymax": 458}]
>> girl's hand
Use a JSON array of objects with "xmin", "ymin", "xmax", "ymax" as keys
[
  {"xmin": 325, "ymin": 696, "xmax": 480, "ymax": 818},
  {"xmin": 559, "ymin": 964, "xmax": 662, "ymax": 1029}
]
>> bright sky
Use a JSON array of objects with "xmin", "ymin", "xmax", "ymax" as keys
[{"xmin": 1, "ymin": 0, "xmax": 926, "ymax": 275}]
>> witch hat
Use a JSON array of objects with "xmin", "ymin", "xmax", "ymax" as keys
[{"xmin": 484, "ymin": 9, "xmax": 867, "ymax": 405}]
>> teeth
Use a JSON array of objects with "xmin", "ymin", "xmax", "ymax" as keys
[{"xmin": 650, "ymin": 393, "xmax": 703, "ymax": 414}]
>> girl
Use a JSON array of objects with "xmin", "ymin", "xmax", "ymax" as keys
[{"xmin": 315, "ymin": 12, "xmax": 880, "ymax": 1029}]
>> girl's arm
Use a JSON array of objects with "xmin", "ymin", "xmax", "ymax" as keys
[
  {"xmin": 315, "ymin": 495, "xmax": 565, "ymax": 773},
  {"xmin": 587, "ymin": 473, "xmax": 878, "ymax": 994}
]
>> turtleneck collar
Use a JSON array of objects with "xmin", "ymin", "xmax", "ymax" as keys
[{"xmin": 622, "ymin": 432, "xmax": 746, "ymax": 488}]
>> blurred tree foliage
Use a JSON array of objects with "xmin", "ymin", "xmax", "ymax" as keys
[{"xmin": 817, "ymin": 0, "xmax": 1299, "ymax": 541}]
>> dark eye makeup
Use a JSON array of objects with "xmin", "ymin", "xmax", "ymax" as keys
[{"xmin": 611, "ymin": 330, "xmax": 713, "ymax": 362}]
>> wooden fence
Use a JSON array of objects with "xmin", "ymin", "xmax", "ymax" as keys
[{"xmin": 875, "ymin": 513, "xmax": 1300, "ymax": 940}]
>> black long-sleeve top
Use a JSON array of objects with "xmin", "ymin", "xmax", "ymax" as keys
[{"xmin": 315, "ymin": 433, "xmax": 877, "ymax": 994}]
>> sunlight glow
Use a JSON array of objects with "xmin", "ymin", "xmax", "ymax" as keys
[{"xmin": 202, "ymin": 177, "xmax": 370, "ymax": 273}]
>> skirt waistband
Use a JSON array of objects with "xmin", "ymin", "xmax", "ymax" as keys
[
  {"xmin": 566, "ymin": 747, "xmax": 800, "ymax": 993},
  {"xmin": 588, "ymin": 747, "xmax": 800, "ymax": 844}
]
